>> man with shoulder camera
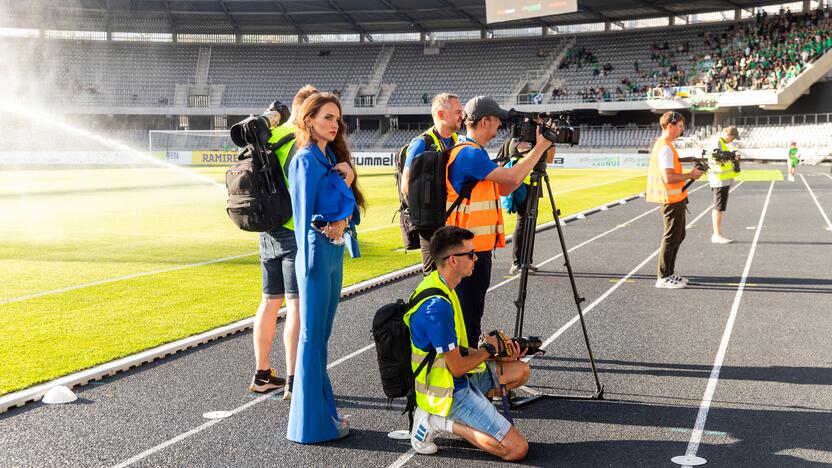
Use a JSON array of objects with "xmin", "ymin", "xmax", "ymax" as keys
[
  {"xmin": 446, "ymin": 96, "xmax": 552, "ymax": 347},
  {"xmin": 405, "ymin": 226, "xmax": 530, "ymax": 461},
  {"xmin": 647, "ymin": 111, "xmax": 704, "ymax": 289},
  {"xmin": 706, "ymin": 126, "xmax": 740, "ymax": 244},
  {"xmin": 401, "ymin": 93, "xmax": 464, "ymax": 275}
]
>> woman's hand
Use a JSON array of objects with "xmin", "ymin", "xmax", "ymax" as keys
[
  {"xmin": 323, "ymin": 219, "xmax": 347, "ymax": 240},
  {"xmin": 333, "ymin": 162, "xmax": 355, "ymax": 187}
]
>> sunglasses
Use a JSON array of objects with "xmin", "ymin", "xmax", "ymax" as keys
[{"xmin": 444, "ymin": 249, "xmax": 476, "ymax": 260}]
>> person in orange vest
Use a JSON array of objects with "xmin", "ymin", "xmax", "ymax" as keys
[
  {"xmin": 646, "ymin": 111, "xmax": 704, "ymax": 289},
  {"xmin": 446, "ymin": 96, "xmax": 552, "ymax": 345}
]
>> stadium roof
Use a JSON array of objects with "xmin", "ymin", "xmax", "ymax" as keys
[{"xmin": 0, "ymin": 0, "xmax": 799, "ymax": 36}]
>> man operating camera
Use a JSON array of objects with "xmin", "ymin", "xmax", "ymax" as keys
[{"xmin": 405, "ymin": 226, "xmax": 530, "ymax": 461}]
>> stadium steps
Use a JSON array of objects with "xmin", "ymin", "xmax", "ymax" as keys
[
  {"xmin": 763, "ymin": 48, "xmax": 832, "ymax": 110},
  {"xmin": 195, "ymin": 46, "xmax": 211, "ymax": 85}
]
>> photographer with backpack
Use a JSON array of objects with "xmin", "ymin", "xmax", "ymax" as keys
[
  {"xmin": 249, "ymin": 85, "xmax": 322, "ymax": 397},
  {"xmin": 398, "ymin": 93, "xmax": 463, "ymax": 275},
  {"xmin": 404, "ymin": 226, "xmax": 530, "ymax": 460},
  {"xmin": 445, "ymin": 96, "xmax": 552, "ymax": 347}
]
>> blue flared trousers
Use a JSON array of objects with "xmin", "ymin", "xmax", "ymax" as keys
[{"xmin": 287, "ymin": 230, "xmax": 344, "ymax": 443}]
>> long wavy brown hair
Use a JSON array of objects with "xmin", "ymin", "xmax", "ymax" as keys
[{"xmin": 295, "ymin": 92, "xmax": 365, "ymax": 209}]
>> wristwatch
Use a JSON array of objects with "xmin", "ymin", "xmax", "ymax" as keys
[{"xmin": 480, "ymin": 342, "xmax": 497, "ymax": 358}]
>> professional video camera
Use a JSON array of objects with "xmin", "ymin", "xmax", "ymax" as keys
[
  {"xmin": 487, "ymin": 330, "xmax": 545, "ymax": 357},
  {"xmin": 507, "ymin": 109, "xmax": 580, "ymax": 147},
  {"xmin": 230, "ymin": 103, "xmax": 290, "ymax": 149},
  {"xmin": 707, "ymin": 148, "xmax": 741, "ymax": 174}
]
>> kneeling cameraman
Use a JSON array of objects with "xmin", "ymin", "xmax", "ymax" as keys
[{"xmin": 405, "ymin": 226, "xmax": 530, "ymax": 461}]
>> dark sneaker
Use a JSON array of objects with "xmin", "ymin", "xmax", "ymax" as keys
[{"xmin": 249, "ymin": 368, "xmax": 286, "ymax": 393}]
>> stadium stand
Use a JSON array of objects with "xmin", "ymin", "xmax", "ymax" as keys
[{"xmin": 4, "ymin": 6, "xmax": 829, "ymax": 110}]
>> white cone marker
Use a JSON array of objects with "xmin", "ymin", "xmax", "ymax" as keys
[
  {"xmin": 42, "ymin": 385, "xmax": 78, "ymax": 405},
  {"xmin": 576, "ymin": 213, "xmax": 586, "ymax": 220},
  {"xmin": 671, "ymin": 455, "xmax": 707, "ymax": 466},
  {"xmin": 203, "ymin": 411, "xmax": 232, "ymax": 419},
  {"xmin": 387, "ymin": 430, "xmax": 410, "ymax": 440}
]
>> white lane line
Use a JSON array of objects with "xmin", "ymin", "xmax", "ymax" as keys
[
  {"xmin": 391, "ymin": 184, "xmax": 725, "ymax": 468},
  {"xmin": 388, "ymin": 449, "xmax": 417, "ymax": 468},
  {"xmin": 536, "ymin": 183, "xmax": 733, "ymax": 353},
  {"xmin": 681, "ymin": 181, "xmax": 774, "ymax": 466},
  {"xmin": 0, "ymin": 252, "xmax": 258, "ymax": 305},
  {"xmin": 112, "ymin": 185, "xmax": 704, "ymax": 468},
  {"xmin": 800, "ymin": 175, "xmax": 832, "ymax": 231},
  {"xmin": 487, "ymin": 183, "xmax": 709, "ymax": 293}
]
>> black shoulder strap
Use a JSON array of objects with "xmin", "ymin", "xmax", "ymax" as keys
[
  {"xmin": 270, "ymin": 132, "xmax": 295, "ymax": 152},
  {"xmin": 407, "ymin": 287, "xmax": 449, "ymax": 310}
]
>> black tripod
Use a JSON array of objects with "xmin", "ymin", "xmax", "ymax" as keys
[{"xmin": 511, "ymin": 163, "xmax": 604, "ymax": 406}]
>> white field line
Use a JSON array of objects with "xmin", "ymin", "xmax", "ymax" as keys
[
  {"xmin": 109, "ymin": 190, "xmax": 671, "ymax": 468},
  {"xmin": 0, "ymin": 252, "xmax": 258, "ymax": 305},
  {"xmin": 5, "ymin": 178, "xmax": 646, "ymax": 304},
  {"xmin": 110, "ymin": 343, "xmax": 379, "ymax": 468},
  {"xmin": 800, "ymin": 175, "xmax": 832, "ymax": 231},
  {"xmin": 389, "ymin": 183, "xmax": 720, "ymax": 468},
  {"xmin": 681, "ymin": 181, "xmax": 774, "ymax": 467},
  {"xmin": 357, "ymin": 175, "xmax": 645, "ymax": 234}
]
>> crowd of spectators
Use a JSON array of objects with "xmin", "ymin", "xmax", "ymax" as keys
[
  {"xmin": 694, "ymin": 6, "xmax": 832, "ymax": 92},
  {"xmin": 550, "ymin": 6, "xmax": 831, "ymax": 103}
]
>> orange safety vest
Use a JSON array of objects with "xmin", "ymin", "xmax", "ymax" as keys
[
  {"xmin": 646, "ymin": 137, "xmax": 687, "ymax": 204},
  {"xmin": 445, "ymin": 142, "xmax": 506, "ymax": 251}
]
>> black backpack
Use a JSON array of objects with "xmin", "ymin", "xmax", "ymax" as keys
[
  {"xmin": 225, "ymin": 133, "xmax": 295, "ymax": 232},
  {"xmin": 371, "ymin": 287, "xmax": 450, "ymax": 400},
  {"xmin": 407, "ymin": 142, "xmax": 477, "ymax": 232},
  {"xmin": 394, "ymin": 143, "xmax": 421, "ymax": 250}
]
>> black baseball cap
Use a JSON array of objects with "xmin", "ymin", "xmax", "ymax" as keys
[{"xmin": 464, "ymin": 96, "xmax": 509, "ymax": 122}]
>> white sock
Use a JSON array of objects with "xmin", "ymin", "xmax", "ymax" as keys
[{"xmin": 429, "ymin": 414, "xmax": 455, "ymax": 433}]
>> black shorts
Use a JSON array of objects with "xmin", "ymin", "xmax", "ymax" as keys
[{"xmin": 712, "ymin": 186, "xmax": 730, "ymax": 212}]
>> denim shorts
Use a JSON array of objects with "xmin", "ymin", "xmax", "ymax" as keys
[
  {"xmin": 259, "ymin": 227, "xmax": 298, "ymax": 299},
  {"xmin": 448, "ymin": 362, "xmax": 511, "ymax": 442}
]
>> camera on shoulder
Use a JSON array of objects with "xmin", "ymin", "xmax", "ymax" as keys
[{"xmin": 507, "ymin": 109, "xmax": 580, "ymax": 147}]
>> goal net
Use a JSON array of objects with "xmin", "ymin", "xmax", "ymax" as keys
[{"xmin": 148, "ymin": 130, "xmax": 236, "ymax": 152}]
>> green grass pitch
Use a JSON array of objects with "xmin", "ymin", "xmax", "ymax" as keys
[{"xmin": 0, "ymin": 165, "xmax": 650, "ymax": 395}]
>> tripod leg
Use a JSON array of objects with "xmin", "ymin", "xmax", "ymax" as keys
[
  {"xmin": 541, "ymin": 173, "xmax": 604, "ymax": 397},
  {"xmin": 513, "ymin": 173, "xmax": 541, "ymax": 337}
]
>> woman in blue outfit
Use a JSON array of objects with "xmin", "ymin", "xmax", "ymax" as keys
[{"xmin": 287, "ymin": 92, "xmax": 365, "ymax": 443}]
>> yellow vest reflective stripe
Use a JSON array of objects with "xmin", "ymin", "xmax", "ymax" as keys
[
  {"xmin": 269, "ymin": 122, "xmax": 296, "ymax": 230},
  {"xmin": 445, "ymin": 142, "xmax": 506, "ymax": 251},
  {"xmin": 646, "ymin": 137, "xmax": 687, "ymax": 204},
  {"xmin": 403, "ymin": 271, "xmax": 486, "ymax": 417},
  {"xmin": 423, "ymin": 127, "xmax": 458, "ymax": 152},
  {"xmin": 708, "ymin": 137, "xmax": 737, "ymax": 181}
]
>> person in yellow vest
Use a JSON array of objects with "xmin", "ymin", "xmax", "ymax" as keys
[
  {"xmin": 405, "ymin": 226, "xmax": 530, "ymax": 460},
  {"xmin": 446, "ymin": 96, "xmax": 552, "ymax": 346},
  {"xmin": 646, "ymin": 111, "xmax": 704, "ymax": 289},
  {"xmin": 401, "ymin": 93, "xmax": 464, "ymax": 275},
  {"xmin": 706, "ymin": 126, "xmax": 740, "ymax": 244}
]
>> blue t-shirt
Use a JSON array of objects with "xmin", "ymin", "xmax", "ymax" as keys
[
  {"xmin": 404, "ymin": 134, "xmax": 456, "ymax": 169},
  {"xmin": 447, "ymin": 136, "xmax": 498, "ymax": 194},
  {"xmin": 409, "ymin": 296, "xmax": 468, "ymax": 391}
]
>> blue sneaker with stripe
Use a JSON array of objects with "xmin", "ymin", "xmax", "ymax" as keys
[{"xmin": 410, "ymin": 407, "xmax": 439, "ymax": 454}]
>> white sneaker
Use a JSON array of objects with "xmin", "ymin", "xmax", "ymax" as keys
[
  {"xmin": 669, "ymin": 274, "xmax": 689, "ymax": 284},
  {"xmin": 711, "ymin": 234, "xmax": 733, "ymax": 244},
  {"xmin": 656, "ymin": 277, "xmax": 686, "ymax": 289},
  {"xmin": 788, "ymin": 175, "xmax": 795, "ymax": 182},
  {"xmin": 410, "ymin": 407, "xmax": 439, "ymax": 455},
  {"xmin": 277, "ymin": 308, "xmax": 287, "ymax": 319}
]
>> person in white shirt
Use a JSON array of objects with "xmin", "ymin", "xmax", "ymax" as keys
[{"xmin": 705, "ymin": 126, "xmax": 741, "ymax": 244}]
